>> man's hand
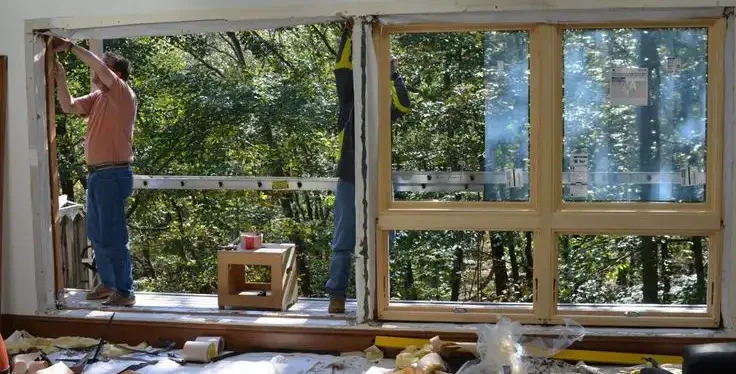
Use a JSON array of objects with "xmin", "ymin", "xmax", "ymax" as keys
[
  {"xmin": 51, "ymin": 36, "xmax": 117, "ymax": 89},
  {"xmin": 343, "ymin": 18, "xmax": 354, "ymax": 31},
  {"xmin": 51, "ymin": 36, "xmax": 73, "ymax": 53}
]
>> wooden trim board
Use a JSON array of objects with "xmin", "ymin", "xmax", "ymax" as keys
[
  {"xmin": 2, "ymin": 314, "xmax": 736, "ymax": 357},
  {"xmin": 0, "ymin": 55, "xmax": 7, "ymax": 324},
  {"xmin": 43, "ymin": 38, "xmax": 63, "ymax": 295}
]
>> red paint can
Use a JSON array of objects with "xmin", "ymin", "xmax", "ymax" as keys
[{"xmin": 241, "ymin": 233, "xmax": 263, "ymax": 250}]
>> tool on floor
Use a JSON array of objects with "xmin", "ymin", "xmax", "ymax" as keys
[
  {"xmin": 642, "ymin": 357, "xmax": 661, "ymax": 368},
  {"xmin": 116, "ymin": 362, "xmax": 150, "ymax": 374},
  {"xmin": 639, "ymin": 368, "xmax": 674, "ymax": 374},
  {"xmin": 69, "ymin": 312, "xmax": 115, "ymax": 373}
]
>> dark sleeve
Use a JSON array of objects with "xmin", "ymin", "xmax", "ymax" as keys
[
  {"xmin": 335, "ymin": 23, "xmax": 354, "ymax": 160},
  {"xmin": 335, "ymin": 25, "xmax": 353, "ymax": 105},
  {"xmin": 390, "ymin": 70, "xmax": 412, "ymax": 122}
]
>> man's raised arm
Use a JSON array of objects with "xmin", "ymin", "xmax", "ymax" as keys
[
  {"xmin": 54, "ymin": 58, "xmax": 96, "ymax": 116},
  {"xmin": 52, "ymin": 37, "xmax": 117, "ymax": 89},
  {"xmin": 390, "ymin": 58, "xmax": 412, "ymax": 121}
]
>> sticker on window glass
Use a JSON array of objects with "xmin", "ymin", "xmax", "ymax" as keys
[
  {"xmin": 570, "ymin": 153, "xmax": 589, "ymax": 197},
  {"xmin": 505, "ymin": 168, "xmax": 524, "ymax": 188},
  {"xmin": 680, "ymin": 166, "xmax": 699, "ymax": 187},
  {"xmin": 609, "ymin": 67, "xmax": 649, "ymax": 106}
]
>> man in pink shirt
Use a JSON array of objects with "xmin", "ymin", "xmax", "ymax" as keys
[{"xmin": 53, "ymin": 37, "xmax": 137, "ymax": 306}]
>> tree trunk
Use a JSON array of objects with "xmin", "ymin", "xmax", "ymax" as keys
[
  {"xmin": 60, "ymin": 178, "xmax": 76, "ymax": 202},
  {"xmin": 508, "ymin": 233, "xmax": 520, "ymax": 285},
  {"xmin": 304, "ymin": 192, "xmax": 314, "ymax": 221},
  {"xmin": 404, "ymin": 260, "xmax": 417, "ymax": 300},
  {"xmin": 637, "ymin": 31, "xmax": 661, "ymax": 304},
  {"xmin": 141, "ymin": 246, "xmax": 156, "ymax": 279},
  {"xmin": 692, "ymin": 236, "xmax": 707, "ymax": 303},
  {"xmin": 659, "ymin": 238, "xmax": 671, "ymax": 304},
  {"xmin": 450, "ymin": 241, "xmax": 464, "ymax": 301},
  {"xmin": 524, "ymin": 231, "xmax": 533, "ymax": 290},
  {"xmin": 491, "ymin": 232, "xmax": 508, "ymax": 299},
  {"xmin": 291, "ymin": 233, "xmax": 312, "ymax": 296}
]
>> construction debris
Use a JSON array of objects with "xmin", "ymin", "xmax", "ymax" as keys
[{"xmin": 1, "ymin": 326, "xmax": 684, "ymax": 374}]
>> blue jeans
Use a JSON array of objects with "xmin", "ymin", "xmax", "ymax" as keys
[
  {"xmin": 86, "ymin": 166, "xmax": 134, "ymax": 297},
  {"xmin": 326, "ymin": 180, "xmax": 396, "ymax": 298},
  {"xmin": 326, "ymin": 180, "xmax": 355, "ymax": 298}
]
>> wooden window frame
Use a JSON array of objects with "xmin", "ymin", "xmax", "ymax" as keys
[{"xmin": 375, "ymin": 19, "xmax": 725, "ymax": 327}]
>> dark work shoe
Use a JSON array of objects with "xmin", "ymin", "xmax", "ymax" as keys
[
  {"xmin": 328, "ymin": 296, "xmax": 345, "ymax": 314},
  {"xmin": 86, "ymin": 285, "xmax": 115, "ymax": 300},
  {"xmin": 102, "ymin": 292, "xmax": 136, "ymax": 307}
]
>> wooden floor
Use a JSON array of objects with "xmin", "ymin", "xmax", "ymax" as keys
[{"xmin": 62, "ymin": 289, "xmax": 356, "ymax": 320}]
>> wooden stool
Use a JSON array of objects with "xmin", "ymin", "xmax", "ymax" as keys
[{"xmin": 217, "ymin": 243, "xmax": 297, "ymax": 311}]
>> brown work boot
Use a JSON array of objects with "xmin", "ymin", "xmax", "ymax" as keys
[
  {"xmin": 328, "ymin": 296, "xmax": 345, "ymax": 314},
  {"xmin": 102, "ymin": 292, "xmax": 136, "ymax": 307},
  {"xmin": 86, "ymin": 285, "xmax": 114, "ymax": 300}
]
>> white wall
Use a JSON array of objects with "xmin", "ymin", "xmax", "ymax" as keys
[{"xmin": 1, "ymin": 0, "xmax": 735, "ymax": 316}]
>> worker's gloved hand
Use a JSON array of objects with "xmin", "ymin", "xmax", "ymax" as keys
[{"xmin": 343, "ymin": 19, "xmax": 353, "ymax": 31}]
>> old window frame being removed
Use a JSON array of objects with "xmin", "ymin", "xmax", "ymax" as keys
[{"xmin": 375, "ymin": 17, "xmax": 726, "ymax": 327}]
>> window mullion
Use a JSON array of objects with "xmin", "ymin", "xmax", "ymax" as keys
[{"xmin": 531, "ymin": 23, "xmax": 562, "ymax": 323}]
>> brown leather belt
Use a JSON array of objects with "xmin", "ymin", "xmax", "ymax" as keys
[{"xmin": 87, "ymin": 162, "xmax": 130, "ymax": 173}]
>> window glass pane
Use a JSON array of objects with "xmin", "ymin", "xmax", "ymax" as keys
[
  {"xmin": 390, "ymin": 31, "xmax": 530, "ymax": 202},
  {"xmin": 558, "ymin": 234, "xmax": 708, "ymax": 311},
  {"xmin": 389, "ymin": 230, "xmax": 533, "ymax": 304},
  {"xmin": 563, "ymin": 28, "xmax": 708, "ymax": 202}
]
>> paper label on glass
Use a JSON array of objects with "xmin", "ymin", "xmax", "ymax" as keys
[
  {"xmin": 570, "ymin": 154, "xmax": 588, "ymax": 197},
  {"xmin": 609, "ymin": 67, "xmax": 649, "ymax": 106},
  {"xmin": 680, "ymin": 166, "xmax": 699, "ymax": 186},
  {"xmin": 505, "ymin": 168, "xmax": 523, "ymax": 188}
]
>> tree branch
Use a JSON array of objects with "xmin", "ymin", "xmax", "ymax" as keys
[
  {"xmin": 250, "ymin": 31, "xmax": 294, "ymax": 70},
  {"xmin": 166, "ymin": 38, "xmax": 226, "ymax": 78},
  {"xmin": 309, "ymin": 25, "xmax": 336, "ymax": 57},
  {"xmin": 226, "ymin": 31, "xmax": 247, "ymax": 67}
]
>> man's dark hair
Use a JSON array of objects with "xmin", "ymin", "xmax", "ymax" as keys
[{"xmin": 103, "ymin": 52, "xmax": 132, "ymax": 81}]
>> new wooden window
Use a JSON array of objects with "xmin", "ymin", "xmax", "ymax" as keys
[{"xmin": 376, "ymin": 19, "xmax": 725, "ymax": 327}]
